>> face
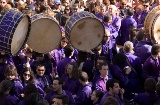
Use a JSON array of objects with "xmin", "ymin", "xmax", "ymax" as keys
[
  {"xmin": 104, "ymin": 30, "xmax": 111, "ymax": 42},
  {"xmin": 99, "ymin": 65, "xmax": 108, "ymax": 77},
  {"xmin": 53, "ymin": 80, "xmax": 62, "ymax": 92},
  {"xmin": 36, "ymin": 66, "xmax": 45, "ymax": 76},
  {"xmin": 136, "ymin": 7, "xmax": 141, "ymax": 13},
  {"xmin": 0, "ymin": 0, "xmax": 7, "ymax": 8},
  {"xmin": 96, "ymin": 59, "xmax": 104, "ymax": 68},
  {"xmin": 143, "ymin": 3, "xmax": 149, "ymax": 10},
  {"xmin": 73, "ymin": 6, "xmax": 79, "ymax": 13},
  {"xmin": 61, "ymin": 40, "xmax": 67, "ymax": 48},
  {"xmin": 91, "ymin": 91, "xmax": 98, "ymax": 101},
  {"xmin": 110, "ymin": 83, "xmax": 120, "ymax": 94},
  {"xmin": 121, "ymin": 2, "xmax": 127, "ymax": 9},
  {"xmin": 6, "ymin": 73, "xmax": 16, "ymax": 80},
  {"xmin": 108, "ymin": 7, "xmax": 117, "ymax": 15},
  {"xmin": 67, "ymin": 64, "xmax": 73, "ymax": 75},
  {"xmin": 23, "ymin": 71, "xmax": 31, "ymax": 81},
  {"xmin": 52, "ymin": 98, "xmax": 63, "ymax": 105},
  {"xmin": 100, "ymin": 7, "xmax": 106, "ymax": 14},
  {"xmin": 65, "ymin": 7, "xmax": 70, "ymax": 14}
]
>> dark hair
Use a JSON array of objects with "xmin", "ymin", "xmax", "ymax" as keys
[
  {"xmin": 144, "ymin": 78, "xmax": 156, "ymax": 93},
  {"xmin": 0, "ymin": 80, "xmax": 12, "ymax": 99},
  {"xmin": 20, "ymin": 67, "xmax": 35, "ymax": 83},
  {"xmin": 113, "ymin": 53, "xmax": 127, "ymax": 66},
  {"xmin": 136, "ymin": 30, "xmax": 144, "ymax": 41},
  {"xmin": 50, "ymin": 95, "xmax": 69, "ymax": 105},
  {"xmin": 151, "ymin": 44, "xmax": 160, "ymax": 55},
  {"xmin": 64, "ymin": 45, "xmax": 74, "ymax": 57},
  {"xmin": 103, "ymin": 96, "xmax": 118, "ymax": 105},
  {"xmin": 4, "ymin": 65, "xmax": 18, "ymax": 77},
  {"xmin": 103, "ymin": 14, "xmax": 112, "ymax": 22},
  {"xmin": 126, "ymin": 8, "xmax": 134, "ymax": 16},
  {"xmin": 76, "ymin": 51, "xmax": 88, "ymax": 66},
  {"xmin": 79, "ymin": 71, "xmax": 88, "ymax": 82},
  {"xmin": 24, "ymin": 83, "xmax": 38, "ymax": 100},
  {"xmin": 65, "ymin": 62, "xmax": 79, "ymax": 79},
  {"xmin": 98, "ymin": 63, "xmax": 108, "ymax": 70},
  {"xmin": 98, "ymin": 56, "xmax": 108, "ymax": 64},
  {"xmin": 156, "ymin": 83, "xmax": 160, "ymax": 97},
  {"xmin": 26, "ymin": 93, "xmax": 43, "ymax": 105},
  {"xmin": 93, "ymin": 90, "xmax": 104, "ymax": 103},
  {"xmin": 53, "ymin": 77, "xmax": 63, "ymax": 85},
  {"xmin": 106, "ymin": 79, "xmax": 119, "ymax": 91},
  {"xmin": 36, "ymin": 99, "xmax": 49, "ymax": 105}
]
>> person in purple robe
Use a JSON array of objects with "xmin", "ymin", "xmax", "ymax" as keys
[
  {"xmin": 95, "ymin": 63, "xmax": 110, "ymax": 93},
  {"xmin": 100, "ymin": 79, "xmax": 124, "ymax": 105},
  {"xmin": 34, "ymin": 64, "xmax": 53, "ymax": 94},
  {"xmin": 134, "ymin": 30, "xmax": 152, "ymax": 64},
  {"xmin": 142, "ymin": 44, "xmax": 160, "ymax": 81},
  {"xmin": 74, "ymin": 71, "xmax": 92, "ymax": 105},
  {"xmin": 57, "ymin": 45, "xmax": 75, "ymax": 77},
  {"xmin": 0, "ymin": 80, "xmax": 19, "ymax": 105},
  {"xmin": 4, "ymin": 65, "xmax": 24, "ymax": 99},
  {"xmin": 45, "ymin": 77, "xmax": 75, "ymax": 105},
  {"xmin": 134, "ymin": 78, "xmax": 158, "ymax": 105},
  {"xmin": 50, "ymin": 94, "xmax": 69, "ymax": 105},
  {"xmin": 61, "ymin": 62, "xmax": 80, "ymax": 95},
  {"xmin": 91, "ymin": 90, "xmax": 104, "ymax": 105},
  {"xmin": 96, "ymin": 4, "xmax": 106, "ymax": 22},
  {"xmin": 118, "ymin": 8, "xmax": 137, "ymax": 46}
]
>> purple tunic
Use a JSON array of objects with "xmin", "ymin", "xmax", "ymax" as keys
[
  {"xmin": 0, "ymin": 94, "xmax": 19, "ymax": 105},
  {"xmin": 61, "ymin": 74, "xmax": 80, "ymax": 95},
  {"xmin": 96, "ymin": 13, "xmax": 104, "ymax": 22},
  {"xmin": 137, "ymin": 10, "xmax": 149, "ymax": 28},
  {"xmin": 95, "ymin": 77, "xmax": 108, "ymax": 93}
]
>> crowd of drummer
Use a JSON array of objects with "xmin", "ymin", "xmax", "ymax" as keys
[{"xmin": 0, "ymin": 0, "xmax": 160, "ymax": 104}]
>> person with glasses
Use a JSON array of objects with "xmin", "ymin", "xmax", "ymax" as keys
[{"xmin": 119, "ymin": 0, "xmax": 128, "ymax": 18}]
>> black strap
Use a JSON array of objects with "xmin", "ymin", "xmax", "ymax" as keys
[{"xmin": 126, "ymin": 56, "xmax": 137, "ymax": 74}]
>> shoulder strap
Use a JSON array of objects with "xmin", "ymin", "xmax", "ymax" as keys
[{"xmin": 126, "ymin": 56, "xmax": 137, "ymax": 74}]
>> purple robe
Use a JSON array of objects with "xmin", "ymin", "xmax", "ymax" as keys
[
  {"xmin": 61, "ymin": 74, "xmax": 80, "ymax": 95},
  {"xmin": 137, "ymin": 10, "xmax": 149, "ymax": 28},
  {"xmin": 95, "ymin": 77, "xmax": 108, "ymax": 93},
  {"xmin": 57, "ymin": 57, "xmax": 75, "ymax": 77},
  {"xmin": 142, "ymin": 56, "xmax": 160, "ymax": 81},
  {"xmin": 96, "ymin": 13, "xmax": 104, "ymax": 22},
  {"xmin": 45, "ymin": 90, "xmax": 76, "ymax": 105},
  {"xmin": 100, "ymin": 92, "xmax": 123, "ymax": 105},
  {"xmin": 0, "ymin": 94, "xmax": 19, "ymax": 105},
  {"xmin": 134, "ymin": 41, "xmax": 152, "ymax": 64}
]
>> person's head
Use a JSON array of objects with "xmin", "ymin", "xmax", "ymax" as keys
[
  {"xmin": 4, "ymin": 65, "xmax": 18, "ymax": 80},
  {"xmin": 126, "ymin": 8, "xmax": 134, "ymax": 16},
  {"xmin": 0, "ymin": 80, "xmax": 12, "ymax": 98},
  {"xmin": 97, "ymin": 56, "xmax": 108, "ymax": 68},
  {"xmin": 24, "ymin": 83, "xmax": 38, "ymax": 100},
  {"xmin": 20, "ymin": 67, "xmax": 34, "ymax": 82},
  {"xmin": 120, "ymin": 0, "xmax": 127, "ymax": 9},
  {"xmin": 54, "ymin": 0, "xmax": 61, "ymax": 9},
  {"xmin": 99, "ymin": 63, "xmax": 109, "ymax": 77},
  {"xmin": 113, "ymin": 53, "xmax": 127, "ymax": 66},
  {"xmin": 36, "ymin": 64, "xmax": 45, "ymax": 76},
  {"xmin": 144, "ymin": 78, "xmax": 157, "ymax": 93},
  {"xmin": 60, "ymin": 37, "xmax": 68, "ymax": 48},
  {"xmin": 108, "ymin": 5, "xmax": 117, "ymax": 16},
  {"xmin": 50, "ymin": 95, "xmax": 69, "ymax": 105},
  {"xmin": 64, "ymin": 45, "xmax": 74, "ymax": 57},
  {"xmin": 123, "ymin": 41, "xmax": 134, "ymax": 53},
  {"xmin": 52, "ymin": 77, "xmax": 63, "ymax": 92},
  {"xmin": 91, "ymin": 90, "xmax": 104, "ymax": 103},
  {"xmin": 156, "ymin": 83, "xmax": 160, "ymax": 97},
  {"xmin": 106, "ymin": 79, "xmax": 120, "ymax": 95},
  {"xmin": 143, "ymin": 2, "xmax": 149, "ymax": 11},
  {"xmin": 136, "ymin": 30, "xmax": 144, "ymax": 41},
  {"xmin": 79, "ymin": 71, "xmax": 88, "ymax": 83},
  {"xmin": 26, "ymin": 93, "xmax": 42, "ymax": 105},
  {"xmin": 0, "ymin": 0, "xmax": 7, "ymax": 8},
  {"xmin": 73, "ymin": 3, "xmax": 79, "ymax": 13},
  {"xmin": 103, "ymin": 29, "xmax": 111, "ymax": 42},
  {"xmin": 100, "ymin": 4, "xmax": 106, "ymax": 14},
  {"xmin": 103, "ymin": 96, "xmax": 118, "ymax": 105},
  {"xmin": 34, "ymin": 52, "xmax": 44, "ymax": 61},
  {"xmin": 64, "ymin": 6, "xmax": 70, "ymax": 14},
  {"xmin": 135, "ymin": 4, "xmax": 144, "ymax": 13},
  {"xmin": 151, "ymin": 44, "xmax": 160, "ymax": 57},
  {"xmin": 17, "ymin": 0, "xmax": 26, "ymax": 11},
  {"xmin": 36, "ymin": 99, "xmax": 49, "ymax": 105},
  {"xmin": 65, "ymin": 62, "xmax": 79, "ymax": 79}
]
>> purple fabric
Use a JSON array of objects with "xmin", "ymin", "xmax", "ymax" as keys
[
  {"xmin": 96, "ymin": 13, "xmax": 104, "ymax": 22},
  {"xmin": 0, "ymin": 94, "xmax": 19, "ymax": 105},
  {"xmin": 137, "ymin": 10, "xmax": 149, "ymax": 28},
  {"xmin": 95, "ymin": 77, "xmax": 108, "ymax": 93},
  {"xmin": 111, "ymin": 16, "xmax": 121, "ymax": 32}
]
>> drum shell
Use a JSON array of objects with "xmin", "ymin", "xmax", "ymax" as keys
[
  {"xmin": 27, "ymin": 13, "xmax": 62, "ymax": 53},
  {"xmin": 65, "ymin": 11, "xmax": 104, "ymax": 51},
  {"xmin": 0, "ymin": 9, "xmax": 31, "ymax": 55}
]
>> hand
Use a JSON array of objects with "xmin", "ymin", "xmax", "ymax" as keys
[
  {"xmin": 120, "ymin": 88, "xmax": 125, "ymax": 95},
  {"xmin": 124, "ymin": 66, "xmax": 131, "ymax": 74},
  {"xmin": 72, "ymin": 95, "xmax": 76, "ymax": 98}
]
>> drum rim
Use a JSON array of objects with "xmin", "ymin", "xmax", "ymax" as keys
[
  {"xmin": 0, "ymin": 9, "xmax": 31, "ymax": 55},
  {"xmin": 67, "ymin": 17, "xmax": 104, "ymax": 51},
  {"xmin": 28, "ymin": 13, "xmax": 62, "ymax": 53}
]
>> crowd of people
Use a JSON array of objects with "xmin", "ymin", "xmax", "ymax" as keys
[{"xmin": 0, "ymin": 0, "xmax": 160, "ymax": 104}]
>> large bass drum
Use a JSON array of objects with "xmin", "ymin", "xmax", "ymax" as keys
[
  {"xmin": 65, "ymin": 11, "xmax": 104, "ymax": 51},
  {"xmin": 0, "ymin": 9, "xmax": 31, "ymax": 55},
  {"xmin": 27, "ymin": 13, "xmax": 62, "ymax": 53},
  {"xmin": 144, "ymin": 6, "xmax": 160, "ymax": 44}
]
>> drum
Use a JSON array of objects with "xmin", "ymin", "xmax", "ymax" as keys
[
  {"xmin": 144, "ymin": 6, "xmax": 160, "ymax": 44},
  {"xmin": 0, "ymin": 9, "xmax": 31, "ymax": 55},
  {"xmin": 27, "ymin": 13, "xmax": 62, "ymax": 53},
  {"xmin": 65, "ymin": 11, "xmax": 104, "ymax": 51}
]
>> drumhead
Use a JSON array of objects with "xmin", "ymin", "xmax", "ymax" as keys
[
  {"xmin": 27, "ymin": 14, "xmax": 62, "ymax": 53},
  {"xmin": 11, "ymin": 16, "xmax": 29, "ymax": 55},
  {"xmin": 69, "ymin": 17, "xmax": 104, "ymax": 51}
]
